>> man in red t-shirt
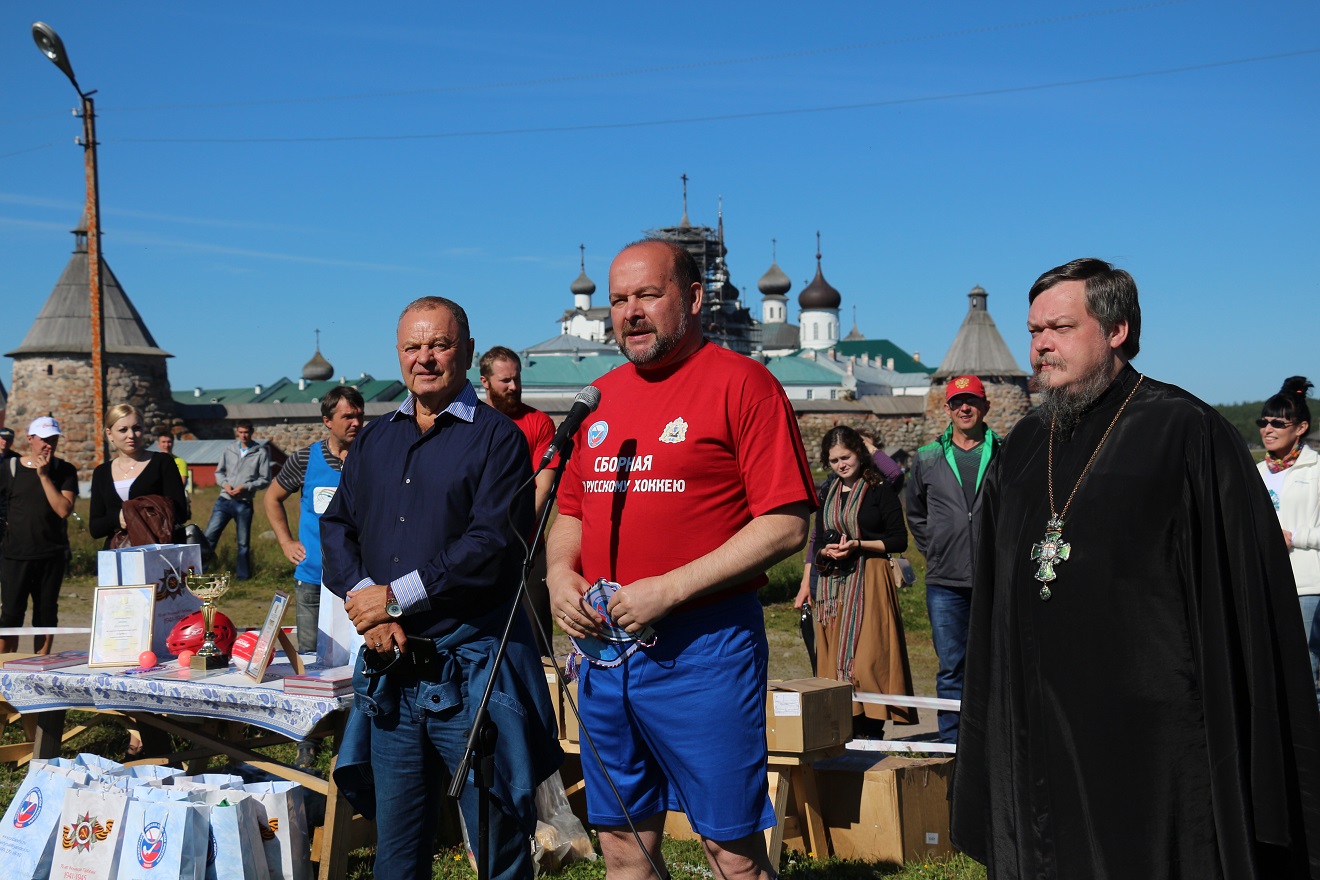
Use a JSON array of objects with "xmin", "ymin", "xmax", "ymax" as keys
[
  {"xmin": 548, "ymin": 240, "xmax": 815, "ymax": 880},
  {"xmin": 480, "ymin": 345, "xmax": 556, "ymax": 653}
]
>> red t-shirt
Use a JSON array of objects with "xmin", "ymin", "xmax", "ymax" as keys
[
  {"xmin": 558, "ymin": 342, "xmax": 817, "ymax": 599},
  {"xmin": 507, "ymin": 403, "xmax": 555, "ymax": 469}
]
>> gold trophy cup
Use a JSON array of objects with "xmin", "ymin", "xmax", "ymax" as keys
[{"xmin": 184, "ymin": 573, "xmax": 232, "ymax": 670}]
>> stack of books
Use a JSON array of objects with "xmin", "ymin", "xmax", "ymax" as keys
[
  {"xmin": 2, "ymin": 650, "xmax": 89, "ymax": 671},
  {"xmin": 282, "ymin": 667, "xmax": 353, "ymax": 698}
]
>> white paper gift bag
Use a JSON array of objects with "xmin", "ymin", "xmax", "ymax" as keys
[
  {"xmin": 316, "ymin": 584, "xmax": 363, "ymax": 667},
  {"xmin": 241, "ymin": 781, "xmax": 311, "ymax": 880},
  {"xmin": 204, "ymin": 797, "xmax": 269, "ymax": 880},
  {"xmin": 98, "ymin": 543, "xmax": 204, "ymax": 656},
  {"xmin": 0, "ymin": 767, "xmax": 90, "ymax": 880},
  {"xmin": 51, "ymin": 785, "xmax": 130, "ymax": 880},
  {"xmin": 115, "ymin": 797, "xmax": 211, "ymax": 880}
]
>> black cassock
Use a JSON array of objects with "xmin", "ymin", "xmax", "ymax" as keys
[{"xmin": 951, "ymin": 365, "xmax": 1320, "ymax": 879}]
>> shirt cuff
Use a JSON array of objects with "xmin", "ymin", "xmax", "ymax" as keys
[
  {"xmin": 350, "ymin": 578, "xmax": 374, "ymax": 593},
  {"xmin": 390, "ymin": 570, "xmax": 430, "ymax": 614}
]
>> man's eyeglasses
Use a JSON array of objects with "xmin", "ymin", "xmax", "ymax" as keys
[{"xmin": 1256, "ymin": 418, "xmax": 1294, "ymax": 429}]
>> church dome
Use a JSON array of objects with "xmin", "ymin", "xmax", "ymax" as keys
[
  {"xmin": 758, "ymin": 261, "xmax": 791, "ymax": 298},
  {"xmin": 570, "ymin": 269, "xmax": 596, "ymax": 297},
  {"xmin": 302, "ymin": 347, "xmax": 334, "ymax": 381},
  {"xmin": 798, "ymin": 261, "xmax": 841, "ymax": 310}
]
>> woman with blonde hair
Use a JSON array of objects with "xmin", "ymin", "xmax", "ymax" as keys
[{"xmin": 89, "ymin": 404, "xmax": 187, "ymax": 549}]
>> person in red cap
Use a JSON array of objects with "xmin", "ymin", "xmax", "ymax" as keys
[{"xmin": 904, "ymin": 374, "xmax": 1000, "ymax": 743}]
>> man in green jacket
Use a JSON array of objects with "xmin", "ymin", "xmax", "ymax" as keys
[{"xmin": 906, "ymin": 375, "xmax": 1001, "ymax": 743}]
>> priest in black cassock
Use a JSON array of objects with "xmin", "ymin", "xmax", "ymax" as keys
[{"xmin": 950, "ymin": 258, "xmax": 1320, "ymax": 879}]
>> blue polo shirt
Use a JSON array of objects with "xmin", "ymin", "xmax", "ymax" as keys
[{"xmin": 320, "ymin": 382, "xmax": 533, "ymax": 639}]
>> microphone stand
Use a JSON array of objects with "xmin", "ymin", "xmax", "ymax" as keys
[{"xmin": 448, "ymin": 435, "xmax": 573, "ymax": 880}]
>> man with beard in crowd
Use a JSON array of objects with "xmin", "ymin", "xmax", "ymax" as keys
[
  {"xmin": 950, "ymin": 257, "xmax": 1320, "ymax": 878},
  {"xmin": 480, "ymin": 345, "xmax": 556, "ymax": 653}
]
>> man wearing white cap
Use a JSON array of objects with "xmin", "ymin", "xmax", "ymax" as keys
[{"xmin": 0, "ymin": 416, "xmax": 78, "ymax": 654}]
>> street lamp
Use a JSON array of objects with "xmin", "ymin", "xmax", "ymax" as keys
[{"xmin": 32, "ymin": 21, "xmax": 108, "ymax": 466}]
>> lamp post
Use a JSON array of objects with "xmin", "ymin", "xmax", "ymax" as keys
[{"xmin": 32, "ymin": 21, "xmax": 107, "ymax": 467}]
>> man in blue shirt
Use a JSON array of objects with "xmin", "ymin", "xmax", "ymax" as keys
[
  {"xmin": 264, "ymin": 385, "xmax": 365, "ymax": 653},
  {"xmin": 321, "ymin": 296, "xmax": 559, "ymax": 880}
]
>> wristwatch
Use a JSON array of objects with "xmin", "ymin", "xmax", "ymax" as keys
[{"xmin": 385, "ymin": 589, "xmax": 403, "ymax": 619}]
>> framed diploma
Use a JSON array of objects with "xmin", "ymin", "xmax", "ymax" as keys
[
  {"xmin": 89, "ymin": 584, "xmax": 156, "ymax": 667},
  {"xmin": 243, "ymin": 591, "xmax": 291, "ymax": 683}
]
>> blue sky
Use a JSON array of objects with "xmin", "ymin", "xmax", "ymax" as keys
[{"xmin": 2, "ymin": 1, "xmax": 1316, "ymax": 405}]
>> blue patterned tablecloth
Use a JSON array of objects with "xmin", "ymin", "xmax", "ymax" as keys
[{"xmin": 0, "ymin": 662, "xmax": 350, "ymax": 739}]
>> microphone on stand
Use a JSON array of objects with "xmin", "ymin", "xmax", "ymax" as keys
[{"xmin": 539, "ymin": 386, "xmax": 601, "ymax": 469}]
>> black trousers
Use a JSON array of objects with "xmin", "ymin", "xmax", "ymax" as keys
[{"xmin": 1, "ymin": 554, "xmax": 66, "ymax": 647}]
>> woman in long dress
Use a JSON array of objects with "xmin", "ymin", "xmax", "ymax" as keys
[{"xmin": 795, "ymin": 425, "xmax": 917, "ymax": 738}]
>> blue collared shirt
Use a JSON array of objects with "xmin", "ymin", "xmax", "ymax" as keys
[{"xmin": 320, "ymin": 382, "xmax": 534, "ymax": 638}]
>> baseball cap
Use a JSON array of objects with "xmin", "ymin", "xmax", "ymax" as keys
[
  {"xmin": 945, "ymin": 375, "xmax": 987, "ymax": 402},
  {"xmin": 27, "ymin": 416, "xmax": 63, "ymax": 438},
  {"xmin": 0, "ymin": 427, "xmax": 13, "ymax": 440}
]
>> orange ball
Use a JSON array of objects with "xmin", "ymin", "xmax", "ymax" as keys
[
  {"xmin": 138, "ymin": 651, "xmax": 157, "ymax": 669},
  {"xmin": 177, "ymin": 650, "xmax": 194, "ymax": 667}
]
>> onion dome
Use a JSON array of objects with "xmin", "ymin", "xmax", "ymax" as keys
[
  {"xmin": 758, "ymin": 262, "xmax": 791, "ymax": 298},
  {"xmin": 798, "ymin": 234, "xmax": 841, "ymax": 310},
  {"xmin": 302, "ymin": 331, "xmax": 334, "ymax": 381},
  {"xmin": 570, "ymin": 269, "xmax": 596, "ymax": 298}
]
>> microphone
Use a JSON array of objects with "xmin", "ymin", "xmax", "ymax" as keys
[{"xmin": 539, "ymin": 386, "xmax": 601, "ymax": 468}]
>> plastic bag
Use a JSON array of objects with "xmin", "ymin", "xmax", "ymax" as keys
[{"xmin": 530, "ymin": 772, "xmax": 595, "ymax": 874}]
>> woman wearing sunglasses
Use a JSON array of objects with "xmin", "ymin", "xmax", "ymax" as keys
[{"xmin": 1256, "ymin": 376, "xmax": 1319, "ymax": 700}]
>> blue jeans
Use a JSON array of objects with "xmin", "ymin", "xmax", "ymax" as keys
[
  {"xmin": 1299, "ymin": 595, "xmax": 1320, "ymax": 705},
  {"xmin": 204, "ymin": 494, "xmax": 253, "ymax": 579},
  {"xmin": 369, "ymin": 678, "xmax": 533, "ymax": 880},
  {"xmin": 926, "ymin": 584, "xmax": 973, "ymax": 744}
]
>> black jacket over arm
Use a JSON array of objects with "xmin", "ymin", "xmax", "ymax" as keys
[{"xmin": 89, "ymin": 452, "xmax": 188, "ymax": 548}]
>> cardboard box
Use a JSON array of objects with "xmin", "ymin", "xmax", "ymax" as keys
[
  {"xmin": 785, "ymin": 753, "xmax": 953, "ymax": 864},
  {"xmin": 544, "ymin": 657, "xmax": 568, "ymax": 740},
  {"xmin": 765, "ymin": 678, "xmax": 852, "ymax": 752}
]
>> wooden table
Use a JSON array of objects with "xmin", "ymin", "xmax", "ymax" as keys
[{"xmin": 0, "ymin": 656, "xmax": 367, "ymax": 880}]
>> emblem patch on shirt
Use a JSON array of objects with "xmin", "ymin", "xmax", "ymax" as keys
[
  {"xmin": 587, "ymin": 420, "xmax": 609, "ymax": 448},
  {"xmin": 659, "ymin": 417, "xmax": 689, "ymax": 444}
]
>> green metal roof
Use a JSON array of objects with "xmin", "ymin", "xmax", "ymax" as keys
[
  {"xmin": 764, "ymin": 357, "xmax": 845, "ymax": 385},
  {"xmin": 468, "ymin": 354, "xmax": 628, "ymax": 390},
  {"xmin": 174, "ymin": 376, "xmax": 404, "ymax": 406},
  {"xmin": 833, "ymin": 339, "xmax": 935, "ymax": 374}
]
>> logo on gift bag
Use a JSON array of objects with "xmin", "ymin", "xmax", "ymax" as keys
[
  {"xmin": 156, "ymin": 568, "xmax": 192, "ymax": 601},
  {"xmin": 137, "ymin": 821, "xmax": 167, "ymax": 868},
  {"xmin": 13, "ymin": 787, "xmax": 42, "ymax": 827},
  {"xmin": 62, "ymin": 812, "xmax": 114, "ymax": 852},
  {"xmin": 261, "ymin": 817, "xmax": 278, "ymax": 841}
]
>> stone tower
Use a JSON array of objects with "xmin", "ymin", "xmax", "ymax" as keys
[
  {"xmin": 5, "ymin": 217, "xmax": 173, "ymax": 478},
  {"xmin": 927, "ymin": 285, "xmax": 1031, "ymax": 439}
]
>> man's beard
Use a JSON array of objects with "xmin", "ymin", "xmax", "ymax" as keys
[
  {"xmin": 617, "ymin": 310, "xmax": 690, "ymax": 367},
  {"xmin": 487, "ymin": 388, "xmax": 521, "ymax": 416},
  {"xmin": 1030, "ymin": 357, "xmax": 1115, "ymax": 433}
]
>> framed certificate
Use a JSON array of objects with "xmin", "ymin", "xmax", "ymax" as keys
[
  {"xmin": 243, "ymin": 591, "xmax": 290, "ymax": 682},
  {"xmin": 89, "ymin": 584, "xmax": 156, "ymax": 667}
]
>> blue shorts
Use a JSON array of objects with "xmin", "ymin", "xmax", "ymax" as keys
[{"xmin": 579, "ymin": 590, "xmax": 775, "ymax": 840}]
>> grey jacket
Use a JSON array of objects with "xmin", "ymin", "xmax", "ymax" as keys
[
  {"xmin": 214, "ymin": 440, "xmax": 271, "ymax": 501},
  {"xmin": 905, "ymin": 425, "xmax": 1002, "ymax": 589}
]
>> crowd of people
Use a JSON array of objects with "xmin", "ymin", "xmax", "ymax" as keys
[{"xmin": 2, "ymin": 246, "xmax": 1319, "ymax": 878}]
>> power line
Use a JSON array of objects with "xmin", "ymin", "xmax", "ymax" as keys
[
  {"xmin": 105, "ymin": 48, "xmax": 1320, "ymax": 146},
  {"xmin": 102, "ymin": 1, "xmax": 1190, "ymax": 113}
]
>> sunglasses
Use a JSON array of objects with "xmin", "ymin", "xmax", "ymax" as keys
[{"xmin": 1256, "ymin": 418, "xmax": 1294, "ymax": 429}]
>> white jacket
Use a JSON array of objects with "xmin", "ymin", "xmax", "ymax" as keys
[{"xmin": 1258, "ymin": 445, "xmax": 1320, "ymax": 595}]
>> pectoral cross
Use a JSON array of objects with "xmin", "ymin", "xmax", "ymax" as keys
[{"xmin": 1030, "ymin": 515, "xmax": 1070, "ymax": 600}]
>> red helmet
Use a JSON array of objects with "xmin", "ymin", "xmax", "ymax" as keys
[{"xmin": 166, "ymin": 611, "xmax": 236, "ymax": 656}]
